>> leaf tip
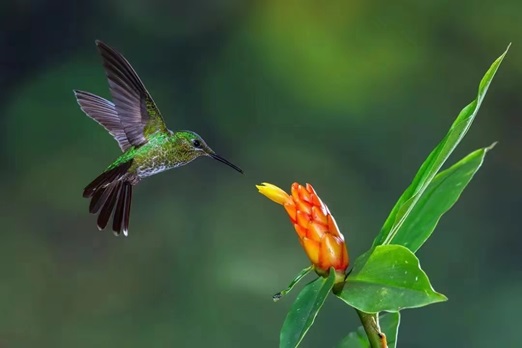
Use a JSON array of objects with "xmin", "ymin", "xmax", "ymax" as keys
[
  {"xmin": 486, "ymin": 141, "xmax": 498, "ymax": 152},
  {"xmin": 497, "ymin": 43, "xmax": 511, "ymax": 61},
  {"xmin": 436, "ymin": 292, "xmax": 449, "ymax": 302}
]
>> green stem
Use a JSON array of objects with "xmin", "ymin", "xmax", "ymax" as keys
[{"xmin": 356, "ymin": 310, "xmax": 387, "ymax": 348}]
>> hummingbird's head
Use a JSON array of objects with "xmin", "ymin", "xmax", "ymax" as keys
[{"xmin": 180, "ymin": 131, "xmax": 243, "ymax": 173}]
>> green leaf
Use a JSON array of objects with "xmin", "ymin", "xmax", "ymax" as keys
[
  {"xmin": 280, "ymin": 269, "xmax": 336, "ymax": 348},
  {"xmin": 337, "ymin": 313, "xmax": 400, "ymax": 348},
  {"xmin": 373, "ymin": 45, "xmax": 509, "ymax": 248},
  {"xmin": 337, "ymin": 245, "xmax": 447, "ymax": 313},
  {"xmin": 273, "ymin": 266, "xmax": 313, "ymax": 302},
  {"xmin": 390, "ymin": 144, "xmax": 494, "ymax": 252}
]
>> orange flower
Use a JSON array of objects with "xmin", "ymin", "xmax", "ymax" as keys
[{"xmin": 257, "ymin": 182, "xmax": 349, "ymax": 278}]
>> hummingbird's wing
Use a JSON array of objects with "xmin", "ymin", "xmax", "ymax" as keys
[
  {"xmin": 73, "ymin": 90, "xmax": 132, "ymax": 152},
  {"xmin": 96, "ymin": 40, "xmax": 169, "ymax": 147}
]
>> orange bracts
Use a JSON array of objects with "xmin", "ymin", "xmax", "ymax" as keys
[{"xmin": 257, "ymin": 182, "xmax": 349, "ymax": 278}]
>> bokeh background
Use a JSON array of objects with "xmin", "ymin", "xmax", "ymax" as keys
[{"xmin": 1, "ymin": 1, "xmax": 521, "ymax": 347}]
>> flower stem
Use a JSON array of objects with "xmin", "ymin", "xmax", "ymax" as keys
[{"xmin": 356, "ymin": 310, "xmax": 388, "ymax": 348}]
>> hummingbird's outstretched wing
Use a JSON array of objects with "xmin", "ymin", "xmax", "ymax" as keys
[
  {"xmin": 96, "ymin": 40, "xmax": 168, "ymax": 146},
  {"xmin": 73, "ymin": 90, "xmax": 132, "ymax": 151}
]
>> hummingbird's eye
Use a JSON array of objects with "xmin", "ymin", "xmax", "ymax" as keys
[{"xmin": 193, "ymin": 139, "xmax": 201, "ymax": 148}]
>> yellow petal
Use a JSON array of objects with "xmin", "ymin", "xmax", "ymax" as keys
[
  {"xmin": 300, "ymin": 237, "xmax": 320, "ymax": 265},
  {"xmin": 256, "ymin": 183, "xmax": 291, "ymax": 205},
  {"xmin": 319, "ymin": 234, "xmax": 344, "ymax": 271}
]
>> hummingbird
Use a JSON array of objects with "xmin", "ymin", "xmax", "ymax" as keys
[{"xmin": 74, "ymin": 40, "xmax": 243, "ymax": 236}]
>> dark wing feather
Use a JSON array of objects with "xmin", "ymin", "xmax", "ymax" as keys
[
  {"xmin": 95, "ymin": 40, "xmax": 167, "ymax": 146},
  {"xmin": 74, "ymin": 90, "xmax": 131, "ymax": 151}
]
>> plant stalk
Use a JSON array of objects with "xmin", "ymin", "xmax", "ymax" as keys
[{"xmin": 356, "ymin": 310, "xmax": 387, "ymax": 348}]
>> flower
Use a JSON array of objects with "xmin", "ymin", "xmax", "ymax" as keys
[{"xmin": 257, "ymin": 182, "xmax": 349, "ymax": 278}]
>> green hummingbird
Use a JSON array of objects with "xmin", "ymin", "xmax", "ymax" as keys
[{"xmin": 74, "ymin": 40, "xmax": 243, "ymax": 236}]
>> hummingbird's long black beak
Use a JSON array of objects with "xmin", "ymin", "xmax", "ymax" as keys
[{"xmin": 210, "ymin": 153, "xmax": 243, "ymax": 173}]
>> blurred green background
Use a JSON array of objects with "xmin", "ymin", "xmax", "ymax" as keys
[{"xmin": 1, "ymin": 1, "xmax": 521, "ymax": 347}]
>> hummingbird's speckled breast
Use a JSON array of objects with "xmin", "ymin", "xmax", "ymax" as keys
[{"xmin": 129, "ymin": 132, "xmax": 196, "ymax": 180}]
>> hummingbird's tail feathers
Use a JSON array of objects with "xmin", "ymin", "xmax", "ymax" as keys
[
  {"xmin": 97, "ymin": 181, "xmax": 122, "ymax": 231},
  {"xmin": 83, "ymin": 160, "xmax": 133, "ymax": 198},
  {"xmin": 73, "ymin": 90, "xmax": 132, "ymax": 152},
  {"xmin": 112, "ymin": 182, "xmax": 132, "ymax": 236},
  {"xmin": 84, "ymin": 160, "xmax": 134, "ymax": 236},
  {"xmin": 89, "ymin": 180, "xmax": 116, "ymax": 214}
]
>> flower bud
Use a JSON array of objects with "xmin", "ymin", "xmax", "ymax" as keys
[{"xmin": 257, "ymin": 182, "xmax": 349, "ymax": 277}]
